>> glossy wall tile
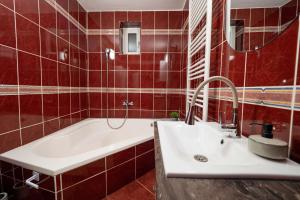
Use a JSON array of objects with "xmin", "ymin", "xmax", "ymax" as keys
[
  {"xmin": 87, "ymin": 11, "xmax": 188, "ymax": 119},
  {"xmin": 0, "ymin": 0, "xmax": 88, "ymax": 154}
]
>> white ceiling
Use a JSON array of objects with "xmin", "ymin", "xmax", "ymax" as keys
[
  {"xmin": 78, "ymin": 0, "xmax": 187, "ymax": 12},
  {"xmin": 231, "ymin": 0, "xmax": 291, "ymax": 9}
]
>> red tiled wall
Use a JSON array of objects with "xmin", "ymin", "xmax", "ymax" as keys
[
  {"xmin": 209, "ymin": 0, "xmax": 300, "ymax": 163},
  {"xmin": 0, "ymin": 139, "xmax": 154, "ymax": 199},
  {"xmin": 231, "ymin": 0, "xmax": 299, "ymax": 51},
  {"xmin": 181, "ymin": 12, "xmax": 188, "ymax": 118},
  {"xmin": 0, "ymin": 0, "xmax": 88, "ymax": 154},
  {"xmin": 87, "ymin": 11, "xmax": 188, "ymax": 119}
]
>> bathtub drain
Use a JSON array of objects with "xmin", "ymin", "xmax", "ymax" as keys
[{"xmin": 194, "ymin": 155, "xmax": 208, "ymax": 162}]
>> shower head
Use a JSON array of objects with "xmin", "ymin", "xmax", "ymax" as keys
[{"xmin": 105, "ymin": 48, "xmax": 115, "ymax": 60}]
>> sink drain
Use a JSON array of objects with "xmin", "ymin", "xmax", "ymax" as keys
[{"xmin": 194, "ymin": 154, "xmax": 208, "ymax": 162}]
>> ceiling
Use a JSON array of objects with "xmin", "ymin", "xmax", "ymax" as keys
[
  {"xmin": 78, "ymin": 0, "xmax": 187, "ymax": 12},
  {"xmin": 231, "ymin": 0, "xmax": 291, "ymax": 8}
]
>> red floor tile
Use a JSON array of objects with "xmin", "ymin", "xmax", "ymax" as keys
[
  {"xmin": 106, "ymin": 181, "xmax": 154, "ymax": 200},
  {"xmin": 104, "ymin": 169, "xmax": 156, "ymax": 200},
  {"xmin": 137, "ymin": 169, "xmax": 156, "ymax": 194}
]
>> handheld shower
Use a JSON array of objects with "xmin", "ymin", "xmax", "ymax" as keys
[{"xmin": 105, "ymin": 48, "xmax": 115, "ymax": 60}]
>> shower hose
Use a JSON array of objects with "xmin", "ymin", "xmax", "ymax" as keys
[{"xmin": 105, "ymin": 50, "xmax": 128, "ymax": 129}]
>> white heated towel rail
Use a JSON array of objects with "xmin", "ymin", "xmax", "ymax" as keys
[{"xmin": 186, "ymin": 0, "xmax": 212, "ymax": 121}]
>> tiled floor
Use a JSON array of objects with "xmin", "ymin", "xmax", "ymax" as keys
[{"xmin": 104, "ymin": 169, "xmax": 156, "ymax": 200}]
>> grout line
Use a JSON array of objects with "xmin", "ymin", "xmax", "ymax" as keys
[
  {"xmin": 240, "ymin": 52, "xmax": 248, "ymax": 133},
  {"xmin": 136, "ymin": 180, "xmax": 155, "ymax": 196},
  {"xmin": 105, "ymin": 157, "xmax": 108, "ymax": 196},
  {"xmin": 89, "ymin": 109, "xmax": 178, "ymax": 113},
  {"xmin": 88, "ymin": 68, "xmax": 183, "ymax": 72},
  {"xmin": 126, "ymin": 12, "xmax": 129, "ymax": 117},
  {"xmin": 249, "ymin": 8, "xmax": 252, "ymax": 50},
  {"xmin": 113, "ymin": 12, "xmax": 116, "ymax": 117},
  {"xmin": 87, "ymin": 28, "xmax": 184, "ymax": 35},
  {"xmin": 67, "ymin": 0, "xmax": 72, "ymax": 126},
  {"xmin": 216, "ymin": 2, "xmax": 225, "ymax": 121},
  {"xmin": 136, "ymin": 149, "xmax": 154, "ymax": 158},
  {"xmin": 86, "ymin": 12, "xmax": 91, "ymax": 117},
  {"xmin": 55, "ymin": 0, "xmax": 61, "ymax": 130},
  {"xmin": 85, "ymin": 9, "xmax": 188, "ymax": 12},
  {"xmin": 0, "ymin": 109, "xmax": 87, "ymax": 136},
  {"xmin": 153, "ymin": 11, "xmax": 156, "ymax": 118},
  {"xmin": 13, "ymin": 0, "xmax": 22, "ymax": 145},
  {"xmin": 88, "ymin": 50, "xmax": 183, "ymax": 54},
  {"xmin": 288, "ymin": 16, "xmax": 300, "ymax": 157},
  {"xmin": 38, "ymin": 0, "xmax": 46, "ymax": 137},
  {"xmin": 263, "ymin": 8, "xmax": 266, "ymax": 46},
  {"xmin": 99, "ymin": 12, "xmax": 102, "ymax": 118},
  {"xmin": 166, "ymin": 11, "xmax": 170, "ymax": 118},
  {"xmin": 134, "ymin": 146, "xmax": 137, "ymax": 180},
  {"xmin": 77, "ymin": 4, "xmax": 82, "ymax": 121},
  {"xmin": 140, "ymin": 12, "xmax": 143, "ymax": 118}
]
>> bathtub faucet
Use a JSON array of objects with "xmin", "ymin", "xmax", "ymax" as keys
[
  {"xmin": 122, "ymin": 100, "xmax": 134, "ymax": 107},
  {"xmin": 185, "ymin": 76, "xmax": 241, "ymax": 137}
]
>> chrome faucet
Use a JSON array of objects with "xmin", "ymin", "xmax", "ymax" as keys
[
  {"xmin": 185, "ymin": 76, "xmax": 241, "ymax": 137},
  {"xmin": 122, "ymin": 100, "xmax": 134, "ymax": 107}
]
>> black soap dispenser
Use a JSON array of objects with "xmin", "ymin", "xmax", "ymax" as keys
[
  {"xmin": 249, "ymin": 123, "xmax": 274, "ymax": 139},
  {"xmin": 261, "ymin": 123, "xmax": 274, "ymax": 139}
]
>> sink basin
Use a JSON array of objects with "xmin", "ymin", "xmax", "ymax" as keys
[{"xmin": 157, "ymin": 121, "xmax": 300, "ymax": 180}]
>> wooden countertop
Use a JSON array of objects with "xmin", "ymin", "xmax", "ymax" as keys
[{"xmin": 154, "ymin": 122, "xmax": 300, "ymax": 200}]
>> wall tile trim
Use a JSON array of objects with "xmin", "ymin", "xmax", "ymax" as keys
[{"xmin": 209, "ymin": 86, "xmax": 300, "ymax": 110}]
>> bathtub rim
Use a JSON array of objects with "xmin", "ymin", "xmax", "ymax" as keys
[{"xmin": 0, "ymin": 118, "xmax": 154, "ymax": 176}]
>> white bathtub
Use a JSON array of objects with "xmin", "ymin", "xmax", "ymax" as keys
[{"xmin": 0, "ymin": 119, "xmax": 154, "ymax": 176}]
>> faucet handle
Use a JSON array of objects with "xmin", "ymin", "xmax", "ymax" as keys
[{"xmin": 122, "ymin": 100, "xmax": 134, "ymax": 107}]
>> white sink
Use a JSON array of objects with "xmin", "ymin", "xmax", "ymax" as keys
[{"xmin": 157, "ymin": 121, "xmax": 300, "ymax": 180}]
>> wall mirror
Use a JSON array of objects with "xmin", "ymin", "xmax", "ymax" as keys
[{"xmin": 225, "ymin": 0, "xmax": 299, "ymax": 51}]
